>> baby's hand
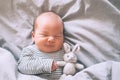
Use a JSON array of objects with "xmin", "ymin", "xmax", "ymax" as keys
[{"xmin": 51, "ymin": 61, "xmax": 58, "ymax": 71}]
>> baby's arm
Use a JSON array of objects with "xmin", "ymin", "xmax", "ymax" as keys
[
  {"xmin": 18, "ymin": 47, "xmax": 55, "ymax": 74},
  {"xmin": 52, "ymin": 61, "xmax": 58, "ymax": 71}
]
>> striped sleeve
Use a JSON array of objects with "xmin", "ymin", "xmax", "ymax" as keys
[{"xmin": 18, "ymin": 47, "xmax": 54, "ymax": 74}]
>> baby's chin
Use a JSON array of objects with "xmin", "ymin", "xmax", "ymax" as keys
[{"xmin": 40, "ymin": 48, "xmax": 61, "ymax": 53}]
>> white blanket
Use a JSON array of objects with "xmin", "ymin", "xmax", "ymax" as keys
[{"xmin": 0, "ymin": 0, "xmax": 120, "ymax": 80}]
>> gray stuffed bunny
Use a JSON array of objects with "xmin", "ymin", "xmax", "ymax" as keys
[{"xmin": 57, "ymin": 43, "xmax": 84, "ymax": 80}]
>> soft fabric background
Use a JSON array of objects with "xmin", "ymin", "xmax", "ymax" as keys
[
  {"xmin": 0, "ymin": 0, "xmax": 120, "ymax": 80},
  {"xmin": 0, "ymin": 0, "xmax": 120, "ymax": 66}
]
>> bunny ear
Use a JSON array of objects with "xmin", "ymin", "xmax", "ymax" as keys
[
  {"xmin": 63, "ymin": 43, "xmax": 71, "ymax": 53},
  {"xmin": 72, "ymin": 44, "xmax": 80, "ymax": 54}
]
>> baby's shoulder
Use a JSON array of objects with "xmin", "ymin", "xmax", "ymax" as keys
[{"xmin": 22, "ymin": 45, "xmax": 38, "ymax": 54}]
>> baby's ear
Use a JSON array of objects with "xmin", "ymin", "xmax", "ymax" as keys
[
  {"xmin": 72, "ymin": 44, "xmax": 80, "ymax": 54},
  {"xmin": 63, "ymin": 43, "xmax": 71, "ymax": 53},
  {"xmin": 31, "ymin": 31, "xmax": 35, "ymax": 43}
]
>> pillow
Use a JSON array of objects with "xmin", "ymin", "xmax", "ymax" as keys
[{"xmin": 0, "ymin": 48, "xmax": 17, "ymax": 80}]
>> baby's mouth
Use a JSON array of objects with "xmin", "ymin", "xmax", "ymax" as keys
[{"xmin": 45, "ymin": 44, "xmax": 54, "ymax": 47}]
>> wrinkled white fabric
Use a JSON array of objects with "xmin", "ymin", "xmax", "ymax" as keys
[
  {"xmin": 0, "ymin": 48, "xmax": 17, "ymax": 80},
  {"xmin": 0, "ymin": 0, "xmax": 120, "ymax": 80},
  {"xmin": 0, "ymin": 0, "xmax": 120, "ymax": 66}
]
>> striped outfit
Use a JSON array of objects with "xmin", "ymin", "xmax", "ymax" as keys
[{"xmin": 18, "ymin": 45, "xmax": 64, "ymax": 80}]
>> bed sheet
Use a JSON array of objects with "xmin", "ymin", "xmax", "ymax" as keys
[{"xmin": 0, "ymin": 0, "xmax": 120, "ymax": 80}]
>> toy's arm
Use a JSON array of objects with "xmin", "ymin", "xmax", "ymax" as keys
[
  {"xmin": 75, "ymin": 63, "xmax": 84, "ymax": 70},
  {"xmin": 57, "ymin": 61, "xmax": 66, "ymax": 67}
]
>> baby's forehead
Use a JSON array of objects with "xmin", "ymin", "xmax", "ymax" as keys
[
  {"xmin": 33, "ymin": 12, "xmax": 63, "ymax": 31},
  {"xmin": 36, "ymin": 12, "xmax": 61, "ymax": 22}
]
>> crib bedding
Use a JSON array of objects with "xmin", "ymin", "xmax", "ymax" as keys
[{"xmin": 0, "ymin": 0, "xmax": 120, "ymax": 80}]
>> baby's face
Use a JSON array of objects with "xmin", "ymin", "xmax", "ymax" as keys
[{"xmin": 32, "ymin": 13, "xmax": 64, "ymax": 53}]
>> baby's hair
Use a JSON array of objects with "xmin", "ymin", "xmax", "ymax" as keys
[
  {"xmin": 32, "ymin": 17, "xmax": 36, "ymax": 32},
  {"xmin": 32, "ymin": 11, "xmax": 63, "ymax": 32}
]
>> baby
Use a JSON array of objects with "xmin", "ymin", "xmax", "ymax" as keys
[{"xmin": 18, "ymin": 12, "xmax": 64, "ymax": 80}]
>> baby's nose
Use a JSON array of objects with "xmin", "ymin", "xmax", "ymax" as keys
[{"xmin": 48, "ymin": 36, "xmax": 55, "ymax": 42}]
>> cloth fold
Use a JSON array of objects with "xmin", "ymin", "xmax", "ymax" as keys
[{"xmin": 0, "ymin": 0, "xmax": 120, "ymax": 80}]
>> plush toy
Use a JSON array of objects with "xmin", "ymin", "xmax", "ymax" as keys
[{"xmin": 57, "ymin": 43, "xmax": 84, "ymax": 80}]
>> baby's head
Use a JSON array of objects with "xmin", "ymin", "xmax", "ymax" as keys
[{"xmin": 32, "ymin": 12, "xmax": 64, "ymax": 53}]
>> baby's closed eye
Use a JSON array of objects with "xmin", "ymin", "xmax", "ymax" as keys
[{"xmin": 54, "ymin": 34, "xmax": 63, "ymax": 38}]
